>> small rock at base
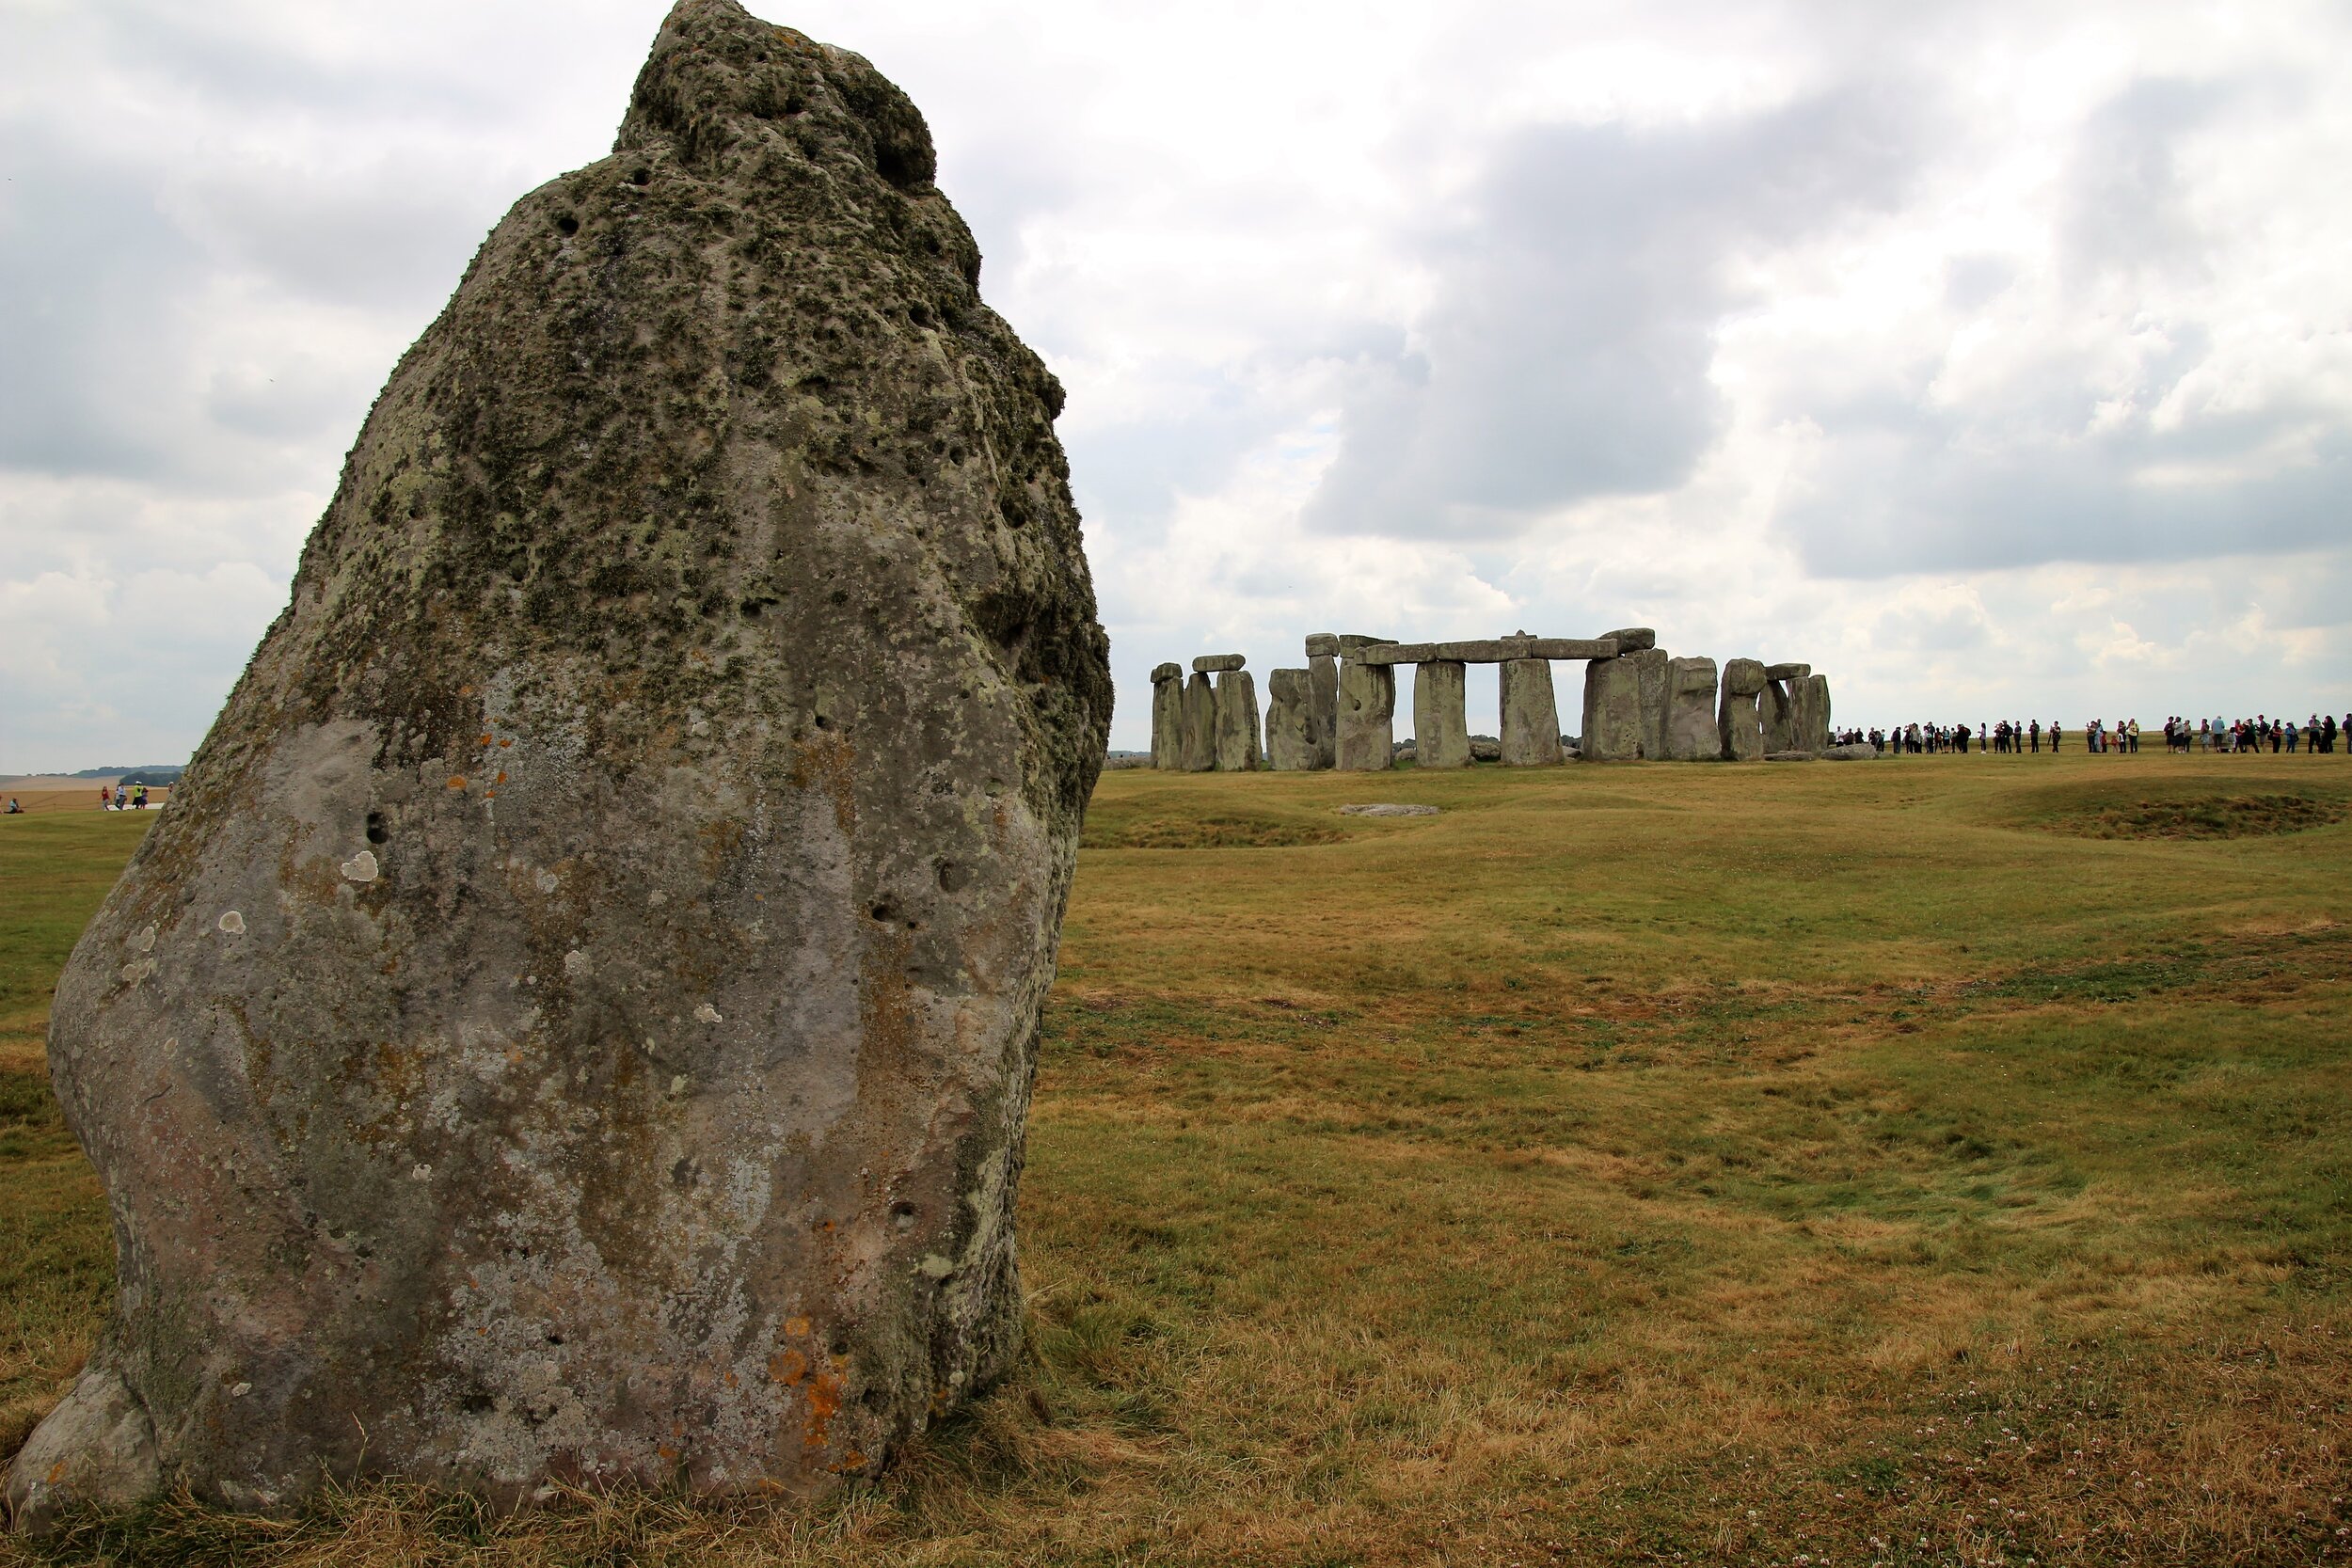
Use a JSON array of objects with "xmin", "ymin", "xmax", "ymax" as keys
[{"xmin": 1823, "ymin": 742, "xmax": 1879, "ymax": 761}]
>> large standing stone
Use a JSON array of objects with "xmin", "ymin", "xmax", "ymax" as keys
[
  {"xmin": 1150, "ymin": 663, "xmax": 1183, "ymax": 768},
  {"xmin": 1760, "ymin": 676, "xmax": 1795, "ymax": 753},
  {"xmin": 1499, "ymin": 658, "xmax": 1562, "ymax": 766},
  {"xmin": 1796, "ymin": 673, "xmax": 1832, "ymax": 752},
  {"xmin": 1718, "ymin": 657, "xmax": 1766, "ymax": 761},
  {"xmin": 1661, "ymin": 657, "xmax": 1720, "ymax": 761},
  {"xmin": 5, "ymin": 0, "xmax": 1113, "ymax": 1524},
  {"xmin": 1335, "ymin": 637, "xmax": 1396, "ymax": 770},
  {"xmin": 1581, "ymin": 657, "xmax": 1642, "ymax": 761},
  {"xmin": 1631, "ymin": 648, "xmax": 1672, "ymax": 759},
  {"xmin": 1264, "ymin": 669, "xmax": 1316, "ymax": 771},
  {"xmin": 1305, "ymin": 635, "xmax": 1339, "ymax": 771},
  {"xmin": 1182, "ymin": 673, "xmax": 1217, "ymax": 770},
  {"xmin": 1412, "ymin": 660, "xmax": 1471, "ymax": 768},
  {"xmin": 1213, "ymin": 671, "xmax": 1261, "ymax": 772}
]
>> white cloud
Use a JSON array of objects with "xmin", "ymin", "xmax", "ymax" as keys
[{"xmin": 2, "ymin": 0, "xmax": 2348, "ymax": 768}]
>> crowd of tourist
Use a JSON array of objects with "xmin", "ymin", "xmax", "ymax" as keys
[{"xmin": 1854, "ymin": 714, "xmax": 2346, "ymax": 755}]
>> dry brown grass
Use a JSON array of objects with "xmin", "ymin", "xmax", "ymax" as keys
[{"xmin": 5, "ymin": 752, "xmax": 2350, "ymax": 1564}]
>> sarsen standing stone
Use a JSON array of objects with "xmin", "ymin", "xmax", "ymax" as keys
[{"xmin": 7, "ymin": 0, "xmax": 1111, "ymax": 1526}]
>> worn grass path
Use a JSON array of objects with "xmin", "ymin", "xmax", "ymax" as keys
[{"xmin": 4, "ymin": 754, "xmax": 2348, "ymax": 1565}]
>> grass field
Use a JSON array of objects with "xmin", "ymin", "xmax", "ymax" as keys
[{"xmin": 3, "ymin": 753, "xmax": 2348, "ymax": 1565}]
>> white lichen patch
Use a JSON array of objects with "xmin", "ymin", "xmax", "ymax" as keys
[
  {"xmin": 341, "ymin": 850, "xmax": 380, "ymax": 883},
  {"xmin": 217, "ymin": 911, "xmax": 246, "ymax": 935},
  {"xmin": 917, "ymin": 1255, "xmax": 955, "ymax": 1279},
  {"xmin": 563, "ymin": 949, "xmax": 591, "ymax": 978},
  {"xmin": 132, "ymin": 925, "xmax": 157, "ymax": 953},
  {"xmin": 534, "ymin": 868, "xmax": 560, "ymax": 895},
  {"xmin": 695, "ymin": 1003, "xmax": 723, "ymax": 1023}
]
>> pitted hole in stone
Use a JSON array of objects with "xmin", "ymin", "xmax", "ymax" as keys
[
  {"xmin": 890, "ymin": 1201, "xmax": 917, "ymax": 1231},
  {"xmin": 218, "ymin": 911, "xmax": 246, "ymax": 935},
  {"xmin": 869, "ymin": 898, "xmax": 900, "ymax": 925},
  {"xmin": 815, "ymin": 713, "xmax": 833, "ymax": 730},
  {"xmin": 630, "ymin": 166, "xmax": 652, "ymax": 186},
  {"xmin": 366, "ymin": 812, "xmax": 389, "ymax": 845},
  {"xmin": 934, "ymin": 860, "xmax": 972, "ymax": 893},
  {"xmin": 555, "ymin": 214, "xmax": 580, "ymax": 236},
  {"xmin": 341, "ymin": 849, "xmax": 380, "ymax": 883}
]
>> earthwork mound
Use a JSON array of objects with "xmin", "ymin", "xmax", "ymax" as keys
[{"xmin": 2018, "ymin": 780, "xmax": 2351, "ymax": 841}]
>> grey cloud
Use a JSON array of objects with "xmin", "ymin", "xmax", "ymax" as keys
[
  {"xmin": 2060, "ymin": 77, "xmax": 2225, "ymax": 288},
  {"xmin": 1302, "ymin": 86, "xmax": 1921, "ymax": 542}
]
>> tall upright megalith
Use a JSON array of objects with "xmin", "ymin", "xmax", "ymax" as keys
[
  {"xmin": 1796, "ymin": 673, "xmax": 1832, "ymax": 752},
  {"xmin": 7, "ymin": 0, "xmax": 1111, "ymax": 1527},
  {"xmin": 1182, "ymin": 673, "xmax": 1217, "ymax": 770},
  {"xmin": 1335, "ymin": 636, "xmax": 1397, "ymax": 770},
  {"xmin": 1264, "ymin": 669, "xmax": 1316, "ymax": 771},
  {"xmin": 1213, "ymin": 669, "xmax": 1262, "ymax": 772},
  {"xmin": 1718, "ymin": 658, "xmax": 1766, "ymax": 761},
  {"xmin": 1305, "ymin": 633, "xmax": 1340, "ymax": 770},
  {"xmin": 1762, "ymin": 663, "xmax": 1807, "ymax": 753},
  {"xmin": 1499, "ymin": 658, "xmax": 1562, "ymax": 766},
  {"xmin": 1412, "ymin": 660, "xmax": 1471, "ymax": 768},
  {"xmin": 1150, "ymin": 663, "xmax": 1183, "ymax": 768},
  {"xmin": 1660, "ymin": 657, "xmax": 1720, "ymax": 761}
]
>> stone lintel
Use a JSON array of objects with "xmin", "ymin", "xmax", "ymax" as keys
[
  {"xmin": 1304, "ymin": 632, "xmax": 1341, "ymax": 657},
  {"xmin": 1350, "ymin": 642, "xmax": 1438, "ymax": 665},
  {"xmin": 1150, "ymin": 662, "xmax": 1183, "ymax": 683},
  {"xmin": 1764, "ymin": 662, "xmax": 1810, "ymax": 681},
  {"xmin": 1192, "ymin": 653, "xmax": 1246, "ymax": 673},
  {"xmin": 1601, "ymin": 626, "xmax": 1657, "ymax": 652},
  {"xmin": 1335, "ymin": 634, "xmax": 1396, "ymax": 654}
]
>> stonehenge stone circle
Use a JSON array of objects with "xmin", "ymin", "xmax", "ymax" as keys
[
  {"xmin": 1213, "ymin": 670, "xmax": 1262, "ymax": 771},
  {"xmin": 1191, "ymin": 653, "xmax": 1246, "ymax": 674},
  {"xmin": 1150, "ymin": 663, "xmax": 1183, "ymax": 768},
  {"xmin": 1718, "ymin": 658, "xmax": 1767, "ymax": 762},
  {"xmin": 1499, "ymin": 658, "xmax": 1563, "ymax": 766},
  {"xmin": 1335, "ymin": 636, "xmax": 1398, "ymax": 770},
  {"xmin": 1264, "ymin": 669, "xmax": 1318, "ymax": 771},
  {"xmin": 7, "ymin": 0, "xmax": 1113, "ymax": 1525},
  {"xmin": 1182, "ymin": 673, "xmax": 1217, "ymax": 771},
  {"xmin": 1661, "ymin": 657, "xmax": 1720, "ymax": 762},
  {"xmin": 1413, "ymin": 660, "xmax": 1472, "ymax": 768}
]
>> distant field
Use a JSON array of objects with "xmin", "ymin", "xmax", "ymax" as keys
[{"xmin": 4, "ymin": 753, "xmax": 2348, "ymax": 1565}]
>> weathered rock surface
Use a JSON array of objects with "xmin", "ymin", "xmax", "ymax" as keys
[
  {"xmin": 1182, "ymin": 673, "xmax": 1217, "ymax": 770},
  {"xmin": 1191, "ymin": 653, "xmax": 1245, "ymax": 674},
  {"xmin": 1764, "ymin": 662, "xmax": 1810, "ymax": 682},
  {"xmin": 1303, "ymin": 632, "xmax": 1341, "ymax": 657},
  {"xmin": 1601, "ymin": 626, "xmax": 1657, "ymax": 652},
  {"xmin": 1760, "ymin": 676, "xmax": 1795, "ymax": 754},
  {"xmin": 1150, "ymin": 664, "xmax": 1183, "ymax": 768},
  {"xmin": 1824, "ymin": 741, "xmax": 1877, "ymax": 761},
  {"xmin": 1661, "ymin": 657, "xmax": 1719, "ymax": 762},
  {"xmin": 8, "ymin": 0, "xmax": 1111, "ymax": 1521},
  {"xmin": 1335, "ymin": 638, "xmax": 1396, "ymax": 770},
  {"xmin": 1412, "ymin": 660, "xmax": 1471, "ymax": 768},
  {"xmin": 1213, "ymin": 671, "xmax": 1261, "ymax": 771},
  {"xmin": 1499, "ymin": 658, "xmax": 1562, "ymax": 766},
  {"xmin": 1307, "ymin": 643, "xmax": 1339, "ymax": 770},
  {"xmin": 1796, "ymin": 673, "xmax": 1833, "ymax": 752},
  {"xmin": 1718, "ymin": 658, "xmax": 1766, "ymax": 761},
  {"xmin": 1470, "ymin": 737, "xmax": 1502, "ymax": 763},
  {"xmin": 1350, "ymin": 642, "xmax": 1438, "ymax": 665},
  {"xmin": 1263, "ymin": 669, "xmax": 1316, "ymax": 772}
]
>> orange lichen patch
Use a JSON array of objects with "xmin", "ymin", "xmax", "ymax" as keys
[
  {"xmin": 499, "ymin": 737, "xmax": 514, "ymax": 748},
  {"xmin": 496, "ymin": 771, "xmax": 508, "ymax": 784},
  {"xmin": 785, "ymin": 1317, "xmax": 810, "ymax": 1337},
  {"xmin": 768, "ymin": 1349, "xmax": 808, "ymax": 1386},
  {"xmin": 831, "ymin": 1449, "xmax": 867, "ymax": 1472},
  {"xmin": 447, "ymin": 776, "xmax": 467, "ymax": 790},
  {"xmin": 478, "ymin": 736, "xmax": 493, "ymax": 747},
  {"xmin": 657, "ymin": 1444, "xmax": 677, "ymax": 1462},
  {"xmin": 803, "ymin": 1371, "xmax": 844, "ymax": 1451}
]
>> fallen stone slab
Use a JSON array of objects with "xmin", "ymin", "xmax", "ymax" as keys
[
  {"xmin": 1341, "ymin": 802, "xmax": 1440, "ymax": 816},
  {"xmin": 1765, "ymin": 750, "xmax": 1820, "ymax": 761},
  {"xmin": 1823, "ymin": 741, "xmax": 1878, "ymax": 760},
  {"xmin": 1192, "ymin": 653, "xmax": 1246, "ymax": 673}
]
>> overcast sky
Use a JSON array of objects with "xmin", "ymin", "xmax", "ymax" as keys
[{"xmin": 5, "ymin": 0, "xmax": 2349, "ymax": 768}]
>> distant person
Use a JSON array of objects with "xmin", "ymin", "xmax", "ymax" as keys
[
  {"xmin": 5, "ymin": 798, "xmax": 21, "ymax": 815},
  {"xmin": 99, "ymin": 784, "xmax": 112, "ymax": 810},
  {"xmin": 2028, "ymin": 720, "xmax": 2041, "ymax": 752}
]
